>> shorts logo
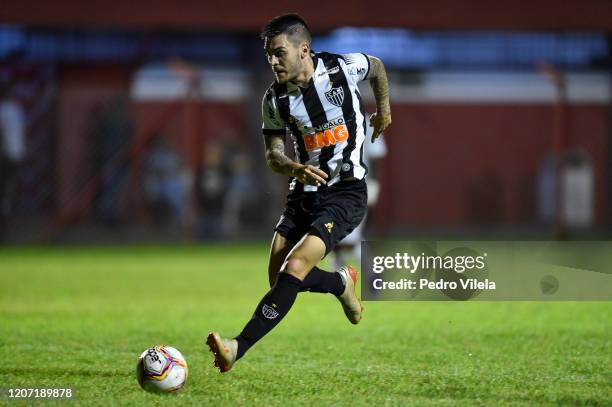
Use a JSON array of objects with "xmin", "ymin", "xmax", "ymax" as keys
[
  {"xmin": 262, "ymin": 304, "xmax": 279, "ymax": 319},
  {"xmin": 325, "ymin": 86, "xmax": 344, "ymax": 107},
  {"xmin": 324, "ymin": 222, "xmax": 334, "ymax": 233},
  {"xmin": 341, "ymin": 163, "xmax": 351, "ymax": 172}
]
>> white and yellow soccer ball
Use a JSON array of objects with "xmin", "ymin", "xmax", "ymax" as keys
[{"xmin": 136, "ymin": 345, "xmax": 188, "ymax": 393}]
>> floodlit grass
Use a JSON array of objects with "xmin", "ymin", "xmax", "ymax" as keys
[{"xmin": 0, "ymin": 244, "xmax": 610, "ymax": 406}]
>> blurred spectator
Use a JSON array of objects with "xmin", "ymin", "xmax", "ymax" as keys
[
  {"xmin": 196, "ymin": 140, "xmax": 256, "ymax": 240},
  {"xmin": 467, "ymin": 173, "xmax": 503, "ymax": 225},
  {"xmin": 143, "ymin": 137, "xmax": 190, "ymax": 226},
  {"xmin": 196, "ymin": 140, "xmax": 227, "ymax": 240},
  {"xmin": 537, "ymin": 152, "xmax": 557, "ymax": 225},
  {"xmin": 0, "ymin": 82, "xmax": 26, "ymax": 236},
  {"xmin": 90, "ymin": 96, "xmax": 134, "ymax": 226},
  {"xmin": 222, "ymin": 146, "xmax": 255, "ymax": 238}
]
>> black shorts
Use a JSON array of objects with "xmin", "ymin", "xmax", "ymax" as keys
[{"xmin": 274, "ymin": 179, "xmax": 368, "ymax": 255}]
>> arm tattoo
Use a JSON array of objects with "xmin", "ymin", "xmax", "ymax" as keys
[
  {"xmin": 264, "ymin": 135, "xmax": 299, "ymax": 176},
  {"xmin": 366, "ymin": 56, "xmax": 391, "ymax": 114}
]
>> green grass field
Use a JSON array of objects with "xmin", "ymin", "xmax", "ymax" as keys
[{"xmin": 1, "ymin": 244, "xmax": 610, "ymax": 406}]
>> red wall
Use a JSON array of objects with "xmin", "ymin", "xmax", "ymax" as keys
[
  {"xmin": 374, "ymin": 104, "xmax": 608, "ymax": 229},
  {"xmin": 4, "ymin": 0, "xmax": 612, "ymax": 30},
  {"xmin": 57, "ymin": 67, "xmax": 249, "ymax": 219},
  {"xmin": 57, "ymin": 67, "xmax": 131, "ymax": 211}
]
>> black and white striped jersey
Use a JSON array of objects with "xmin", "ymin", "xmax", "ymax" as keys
[{"xmin": 262, "ymin": 51, "xmax": 371, "ymax": 192}]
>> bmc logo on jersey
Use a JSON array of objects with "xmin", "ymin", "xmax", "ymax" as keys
[
  {"xmin": 304, "ymin": 124, "xmax": 349, "ymax": 151},
  {"xmin": 325, "ymin": 86, "xmax": 344, "ymax": 107}
]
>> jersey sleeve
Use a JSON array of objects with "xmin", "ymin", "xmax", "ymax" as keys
[
  {"xmin": 341, "ymin": 53, "xmax": 371, "ymax": 85},
  {"xmin": 261, "ymin": 92, "xmax": 286, "ymax": 137}
]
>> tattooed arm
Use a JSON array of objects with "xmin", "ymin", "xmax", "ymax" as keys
[
  {"xmin": 366, "ymin": 56, "xmax": 392, "ymax": 141},
  {"xmin": 264, "ymin": 135, "xmax": 328, "ymax": 186}
]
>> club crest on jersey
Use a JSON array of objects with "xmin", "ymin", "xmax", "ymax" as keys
[{"xmin": 325, "ymin": 86, "xmax": 344, "ymax": 107}]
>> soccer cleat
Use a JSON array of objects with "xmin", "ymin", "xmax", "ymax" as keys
[
  {"xmin": 206, "ymin": 332, "xmax": 237, "ymax": 373},
  {"xmin": 336, "ymin": 265, "xmax": 363, "ymax": 324}
]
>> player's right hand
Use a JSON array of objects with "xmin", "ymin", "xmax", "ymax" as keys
[{"xmin": 291, "ymin": 164, "xmax": 328, "ymax": 186}]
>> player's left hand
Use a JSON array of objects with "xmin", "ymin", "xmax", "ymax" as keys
[{"xmin": 370, "ymin": 111, "xmax": 391, "ymax": 142}]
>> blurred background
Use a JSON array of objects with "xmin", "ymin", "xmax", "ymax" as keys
[{"xmin": 1, "ymin": 0, "xmax": 611, "ymax": 244}]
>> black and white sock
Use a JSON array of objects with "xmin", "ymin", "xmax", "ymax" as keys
[{"xmin": 234, "ymin": 272, "xmax": 302, "ymax": 360}]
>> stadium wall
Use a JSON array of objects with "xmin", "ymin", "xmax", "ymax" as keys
[
  {"xmin": 54, "ymin": 68, "xmax": 609, "ymax": 234},
  {"xmin": 2, "ymin": 0, "xmax": 612, "ymax": 30},
  {"xmin": 373, "ymin": 103, "xmax": 608, "ymax": 229}
]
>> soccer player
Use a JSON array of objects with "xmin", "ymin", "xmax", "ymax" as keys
[{"xmin": 207, "ymin": 13, "xmax": 391, "ymax": 373}]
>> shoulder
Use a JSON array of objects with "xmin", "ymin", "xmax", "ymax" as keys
[
  {"xmin": 262, "ymin": 82, "xmax": 284, "ymax": 107},
  {"xmin": 340, "ymin": 53, "xmax": 371, "ymax": 80},
  {"xmin": 317, "ymin": 51, "xmax": 368, "ymax": 64},
  {"xmin": 266, "ymin": 81, "xmax": 290, "ymax": 99},
  {"xmin": 315, "ymin": 51, "xmax": 346, "ymax": 64},
  {"xmin": 343, "ymin": 53, "xmax": 370, "ymax": 67},
  {"xmin": 318, "ymin": 51, "xmax": 369, "ymax": 75},
  {"xmin": 263, "ymin": 82, "xmax": 277, "ymax": 100}
]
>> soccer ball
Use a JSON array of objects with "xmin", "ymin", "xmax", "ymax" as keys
[{"xmin": 136, "ymin": 345, "xmax": 188, "ymax": 393}]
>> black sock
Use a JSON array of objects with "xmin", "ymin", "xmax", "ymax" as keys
[
  {"xmin": 234, "ymin": 272, "xmax": 302, "ymax": 360},
  {"xmin": 299, "ymin": 267, "xmax": 344, "ymax": 296}
]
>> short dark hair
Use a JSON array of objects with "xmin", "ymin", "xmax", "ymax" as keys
[{"xmin": 260, "ymin": 13, "xmax": 311, "ymax": 46}]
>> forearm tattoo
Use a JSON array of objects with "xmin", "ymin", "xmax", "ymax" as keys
[
  {"xmin": 367, "ymin": 56, "xmax": 391, "ymax": 114},
  {"xmin": 264, "ymin": 135, "xmax": 298, "ymax": 176}
]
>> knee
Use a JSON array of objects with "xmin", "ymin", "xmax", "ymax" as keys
[{"xmin": 282, "ymin": 254, "xmax": 310, "ymax": 280}]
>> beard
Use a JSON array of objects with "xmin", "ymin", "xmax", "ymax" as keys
[{"xmin": 280, "ymin": 55, "xmax": 304, "ymax": 83}]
